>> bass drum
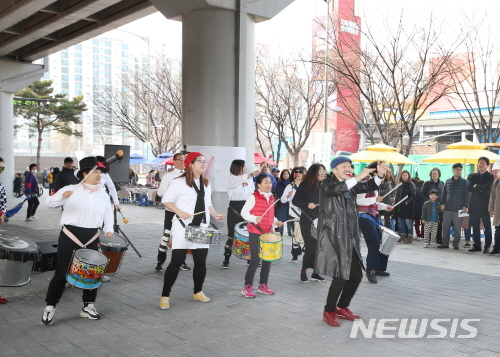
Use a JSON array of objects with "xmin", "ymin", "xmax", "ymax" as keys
[
  {"xmin": 232, "ymin": 221, "xmax": 251, "ymax": 260},
  {"xmin": 0, "ymin": 236, "xmax": 39, "ymax": 287}
]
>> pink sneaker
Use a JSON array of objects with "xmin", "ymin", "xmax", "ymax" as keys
[
  {"xmin": 241, "ymin": 285, "xmax": 255, "ymax": 298},
  {"xmin": 257, "ymin": 283, "xmax": 274, "ymax": 295}
]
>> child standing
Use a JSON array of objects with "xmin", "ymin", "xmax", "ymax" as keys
[
  {"xmin": 241, "ymin": 174, "xmax": 283, "ymax": 298},
  {"xmin": 421, "ymin": 189, "xmax": 443, "ymax": 248}
]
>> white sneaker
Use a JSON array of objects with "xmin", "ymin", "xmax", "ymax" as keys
[
  {"xmin": 31, "ymin": 216, "xmax": 38, "ymax": 220},
  {"xmin": 26, "ymin": 217, "xmax": 36, "ymax": 221},
  {"xmin": 424, "ymin": 244, "xmax": 430, "ymax": 248},
  {"xmin": 102, "ymin": 276, "xmax": 111, "ymax": 282},
  {"xmin": 80, "ymin": 303, "xmax": 101, "ymax": 320},
  {"xmin": 41, "ymin": 306, "xmax": 56, "ymax": 325}
]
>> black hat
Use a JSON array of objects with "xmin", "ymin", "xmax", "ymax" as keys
[
  {"xmin": 76, "ymin": 156, "xmax": 105, "ymax": 179},
  {"xmin": 429, "ymin": 189, "xmax": 439, "ymax": 196}
]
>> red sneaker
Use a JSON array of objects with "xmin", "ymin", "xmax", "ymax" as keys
[
  {"xmin": 323, "ymin": 311, "xmax": 340, "ymax": 327},
  {"xmin": 0, "ymin": 296, "xmax": 8, "ymax": 304},
  {"xmin": 335, "ymin": 307, "xmax": 361, "ymax": 321}
]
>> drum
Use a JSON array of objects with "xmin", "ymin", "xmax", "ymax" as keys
[
  {"xmin": 259, "ymin": 233, "xmax": 283, "ymax": 262},
  {"xmin": 100, "ymin": 234, "xmax": 128, "ymax": 274},
  {"xmin": 0, "ymin": 236, "xmax": 39, "ymax": 287},
  {"xmin": 379, "ymin": 226, "xmax": 400, "ymax": 256},
  {"xmin": 184, "ymin": 226, "xmax": 221, "ymax": 245},
  {"xmin": 232, "ymin": 221, "xmax": 251, "ymax": 260},
  {"xmin": 66, "ymin": 249, "xmax": 108, "ymax": 289}
]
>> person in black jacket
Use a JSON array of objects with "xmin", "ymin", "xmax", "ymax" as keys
[
  {"xmin": 421, "ymin": 168, "xmax": 445, "ymax": 244},
  {"xmin": 394, "ymin": 170, "xmax": 416, "ymax": 243},
  {"xmin": 53, "ymin": 157, "xmax": 78, "ymax": 192},
  {"xmin": 292, "ymin": 163, "xmax": 326, "ymax": 283},
  {"xmin": 467, "ymin": 157, "xmax": 494, "ymax": 253},
  {"xmin": 414, "ymin": 180, "xmax": 425, "ymax": 240},
  {"xmin": 439, "ymin": 163, "xmax": 469, "ymax": 249}
]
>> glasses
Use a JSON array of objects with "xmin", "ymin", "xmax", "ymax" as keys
[
  {"xmin": 318, "ymin": 170, "xmax": 327, "ymax": 174},
  {"xmin": 175, "ymin": 158, "xmax": 184, "ymax": 161},
  {"xmin": 195, "ymin": 160, "xmax": 207, "ymax": 165}
]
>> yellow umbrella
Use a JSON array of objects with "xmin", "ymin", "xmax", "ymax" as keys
[
  {"xmin": 422, "ymin": 140, "xmax": 500, "ymax": 164},
  {"xmin": 349, "ymin": 143, "xmax": 416, "ymax": 164}
]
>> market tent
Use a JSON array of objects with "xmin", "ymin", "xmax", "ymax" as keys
[{"xmin": 129, "ymin": 153, "xmax": 149, "ymax": 165}]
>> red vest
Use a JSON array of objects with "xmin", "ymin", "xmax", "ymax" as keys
[{"xmin": 247, "ymin": 192, "xmax": 275, "ymax": 234}]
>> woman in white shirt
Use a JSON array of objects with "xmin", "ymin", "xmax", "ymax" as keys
[
  {"xmin": 41, "ymin": 156, "xmax": 114, "ymax": 326},
  {"xmin": 159, "ymin": 152, "xmax": 225, "ymax": 310},
  {"xmin": 280, "ymin": 167, "xmax": 304, "ymax": 262},
  {"xmin": 222, "ymin": 160, "xmax": 259, "ymax": 269}
]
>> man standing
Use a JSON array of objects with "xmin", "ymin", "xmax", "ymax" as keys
[
  {"xmin": 468, "ymin": 157, "xmax": 494, "ymax": 253},
  {"xmin": 488, "ymin": 173, "xmax": 500, "ymax": 256},
  {"xmin": 155, "ymin": 153, "xmax": 190, "ymax": 272},
  {"xmin": 316, "ymin": 157, "xmax": 387, "ymax": 327},
  {"xmin": 271, "ymin": 168, "xmax": 280, "ymax": 180},
  {"xmin": 53, "ymin": 157, "xmax": 77, "ymax": 192},
  {"xmin": 438, "ymin": 163, "xmax": 469, "ymax": 250},
  {"xmin": 42, "ymin": 168, "xmax": 48, "ymax": 186}
]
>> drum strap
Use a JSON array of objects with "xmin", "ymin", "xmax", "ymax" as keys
[
  {"xmin": 228, "ymin": 205, "xmax": 267, "ymax": 234},
  {"xmin": 175, "ymin": 215, "xmax": 220, "ymax": 231},
  {"xmin": 63, "ymin": 226, "xmax": 100, "ymax": 248}
]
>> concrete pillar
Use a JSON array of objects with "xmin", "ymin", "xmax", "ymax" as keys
[{"xmin": 0, "ymin": 92, "xmax": 15, "ymax": 197}]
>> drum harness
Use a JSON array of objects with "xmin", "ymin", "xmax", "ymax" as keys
[{"xmin": 62, "ymin": 226, "xmax": 101, "ymax": 249}]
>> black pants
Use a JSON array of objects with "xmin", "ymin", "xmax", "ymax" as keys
[
  {"xmin": 26, "ymin": 196, "xmax": 40, "ymax": 218},
  {"xmin": 162, "ymin": 248, "xmax": 208, "ymax": 297},
  {"xmin": 300, "ymin": 215, "xmax": 317, "ymax": 270},
  {"xmin": 45, "ymin": 226, "xmax": 101, "ymax": 306},
  {"xmin": 324, "ymin": 249, "xmax": 363, "ymax": 312},
  {"xmin": 244, "ymin": 232, "xmax": 271, "ymax": 286},
  {"xmin": 470, "ymin": 213, "xmax": 493, "ymax": 249},
  {"xmin": 436, "ymin": 213, "xmax": 443, "ymax": 244},
  {"xmin": 224, "ymin": 200, "xmax": 246, "ymax": 261}
]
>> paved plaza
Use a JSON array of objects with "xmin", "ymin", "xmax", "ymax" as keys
[{"xmin": 1, "ymin": 195, "xmax": 500, "ymax": 357}]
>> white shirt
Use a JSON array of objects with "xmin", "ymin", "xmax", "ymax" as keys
[
  {"xmin": 356, "ymin": 176, "xmax": 387, "ymax": 211},
  {"xmin": 98, "ymin": 173, "xmax": 119, "ymax": 205},
  {"xmin": 241, "ymin": 190, "xmax": 278, "ymax": 226},
  {"xmin": 162, "ymin": 177, "xmax": 213, "ymax": 250},
  {"xmin": 227, "ymin": 174, "xmax": 254, "ymax": 201},
  {"xmin": 157, "ymin": 168, "xmax": 183, "ymax": 198},
  {"xmin": 46, "ymin": 184, "xmax": 114, "ymax": 234},
  {"xmin": 281, "ymin": 183, "xmax": 301, "ymax": 218}
]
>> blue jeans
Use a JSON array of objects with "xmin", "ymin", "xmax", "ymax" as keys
[
  {"xmin": 399, "ymin": 218, "xmax": 413, "ymax": 235},
  {"xmin": 470, "ymin": 214, "xmax": 493, "ymax": 249},
  {"xmin": 359, "ymin": 217, "xmax": 388, "ymax": 272}
]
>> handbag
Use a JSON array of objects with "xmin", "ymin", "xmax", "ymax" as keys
[{"xmin": 290, "ymin": 207, "xmax": 304, "ymax": 243}]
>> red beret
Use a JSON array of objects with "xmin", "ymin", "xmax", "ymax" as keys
[{"xmin": 184, "ymin": 152, "xmax": 203, "ymax": 167}]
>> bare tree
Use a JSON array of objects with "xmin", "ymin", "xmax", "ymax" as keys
[
  {"xmin": 96, "ymin": 55, "xmax": 182, "ymax": 157},
  {"xmin": 445, "ymin": 20, "xmax": 500, "ymax": 143},
  {"xmin": 255, "ymin": 52, "xmax": 328, "ymax": 167},
  {"xmin": 313, "ymin": 11, "xmax": 461, "ymax": 156}
]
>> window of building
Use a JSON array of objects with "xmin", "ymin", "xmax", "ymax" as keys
[
  {"xmin": 93, "ymin": 92, "xmax": 100, "ymax": 98},
  {"xmin": 61, "ymin": 52, "xmax": 69, "ymax": 58},
  {"xmin": 104, "ymin": 56, "xmax": 111, "ymax": 62},
  {"xmin": 93, "ymin": 47, "xmax": 99, "ymax": 54},
  {"xmin": 93, "ymin": 69, "xmax": 99, "ymax": 76},
  {"xmin": 61, "ymin": 59, "xmax": 69, "ymax": 66},
  {"xmin": 75, "ymin": 82, "xmax": 83, "ymax": 89},
  {"xmin": 122, "ymin": 58, "xmax": 128, "ymax": 64},
  {"xmin": 122, "ymin": 43, "xmax": 129, "ymax": 50},
  {"xmin": 74, "ymin": 44, "xmax": 82, "ymax": 50},
  {"xmin": 62, "ymin": 74, "xmax": 69, "ymax": 81},
  {"xmin": 122, "ymin": 65, "xmax": 128, "ymax": 72},
  {"xmin": 75, "ymin": 90, "xmax": 82, "ymax": 95},
  {"xmin": 93, "ymin": 62, "xmax": 99, "ymax": 69},
  {"xmin": 61, "ymin": 67, "xmax": 69, "ymax": 74},
  {"xmin": 104, "ymin": 40, "xmax": 111, "ymax": 47},
  {"xmin": 93, "ymin": 84, "xmax": 100, "ymax": 90},
  {"xmin": 104, "ymin": 48, "xmax": 111, "ymax": 55},
  {"xmin": 62, "ymin": 89, "xmax": 69, "ymax": 94},
  {"xmin": 104, "ymin": 63, "xmax": 111, "ymax": 70},
  {"xmin": 93, "ymin": 77, "xmax": 99, "ymax": 83},
  {"xmin": 74, "ymin": 59, "xmax": 82, "ymax": 66},
  {"xmin": 75, "ymin": 51, "xmax": 82, "ymax": 58},
  {"xmin": 104, "ymin": 78, "xmax": 112, "ymax": 85},
  {"xmin": 75, "ymin": 67, "xmax": 82, "ymax": 73},
  {"xmin": 104, "ymin": 70, "xmax": 111, "ymax": 77},
  {"xmin": 122, "ymin": 51, "xmax": 128, "ymax": 58},
  {"xmin": 62, "ymin": 82, "xmax": 69, "ymax": 89},
  {"xmin": 75, "ymin": 75, "xmax": 82, "ymax": 81},
  {"xmin": 93, "ymin": 39, "xmax": 100, "ymax": 45},
  {"xmin": 93, "ymin": 55, "xmax": 99, "ymax": 61}
]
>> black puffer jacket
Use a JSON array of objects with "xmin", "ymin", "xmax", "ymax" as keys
[
  {"xmin": 467, "ymin": 171, "xmax": 494, "ymax": 215},
  {"xmin": 315, "ymin": 174, "xmax": 379, "ymax": 280},
  {"xmin": 421, "ymin": 179, "xmax": 444, "ymax": 204}
]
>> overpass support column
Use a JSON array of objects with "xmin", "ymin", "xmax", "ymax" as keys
[{"xmin": 0, "ymin": 92, "xmax": 15, "ymax": 197}]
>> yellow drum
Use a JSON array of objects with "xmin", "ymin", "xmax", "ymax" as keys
[{"xmin": 258, "ymin": 233, "xmax": 283, "ymax": 262}]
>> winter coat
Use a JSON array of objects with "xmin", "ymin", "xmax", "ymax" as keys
[
  {"xmin": 488, "ymin": 179, "xmax": 500, "ymax": 226},
  {"xmin": 292, "ymin": 181, "xmax": 320, "ymax": 221},
  {"xmin": 53, "ymin": 167, "xmax": 78, "ymax": 192},
  {"xmin": 315, "ymin": 174, "xmax": 379, "ymax": 280},
  {"xmin": 24, "ymin": 173, "xmax": 38, "ymax": 196},
  {"xmin": 467, "ymin": 171, "xmax": 494, "ymax": 216},
  {"xmin": 421, "ymin": 201, "xmax": 443, "ymax": 222},
  {"xmin": 275, "ymin": 180, "xmax": 291, "ymax": 221},
  {"xmin": 441, "ymin": 176, "xmax": 469, "ymax": 212},
  {"xmin": 379, "ymin": 179, "xmax": 395, "ymax": 205},
  {"xmin": 414, "ymin": 184, "xmax": 425, "ymax": 219},
  {"xmin": 394, "ymin": 181, "xmax": 415, "ymax": 219},
  {"xmin": 421, "ymin": 179, "xmax": 444, "ymax": 203}
]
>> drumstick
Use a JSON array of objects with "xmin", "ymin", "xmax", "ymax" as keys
[
  {"xmin": 172, "ymin": 211, "xmax": 206, "ymax": 221},
  {"xmin": 381, "ymin": 183, "xmax": 402, "ymax": 199},
  {"xmin": 262, "ymin": 200, "xmax": 280, "ymax": 217},
  {"xmin": 392, "ymin": 195, "xmax": 408, "ymax": 209},
  {"xmin": 117, "ymin": 209, "xmax": 129, "ymax": 224}
]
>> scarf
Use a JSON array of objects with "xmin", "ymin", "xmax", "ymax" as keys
[
  {"xmin": 191, "ymin": 178, "xmax": 206, "ymax": 226},
  {"xmin": 82, "ymin": 183, "xmax": 99, "ymax": 193}
]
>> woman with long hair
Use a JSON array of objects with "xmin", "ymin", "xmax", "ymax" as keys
[
  {"xmin": 159, "ymin": 152, "xmax": 225, "ymax": 310},
  {"xmin": 275, "ymin": 169, "xmax": 292, "ymax": 236},
  {"xmin": 292, "ymin": 163, "xmax": 327, "ymax": 283},
  {"xmin": 394, "ymin": 170, "xmax": 416, "ymax": 243},
  {"xmin": 281, "ymin": 167, "xmax": 305, "ymax": 262},
  {"xmin": 223, "ymin": 159, "xmax": 259, "ymax": 269}
]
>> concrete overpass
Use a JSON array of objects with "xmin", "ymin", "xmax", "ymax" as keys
[{"xmin": 0, "ymin": 0, "xmax": 295, "ymax": 200}]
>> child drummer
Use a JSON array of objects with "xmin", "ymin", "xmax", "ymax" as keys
[
  {"xmin": 241, "ymin": 173, "xmax": 283, "ymax": 298},
  {"xmin": 41, "ymin": 157, "xmax": 114, "ymax": 325}
]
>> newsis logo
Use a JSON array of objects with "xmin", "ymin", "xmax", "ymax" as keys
[{"xmin": 350, "ymin": 319, "xmax": 480, "ymax": 339}]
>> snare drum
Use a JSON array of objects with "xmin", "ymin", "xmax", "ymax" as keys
[
  {"xmin": 66, "ymin": 249, "xmax": 108, "ymax": 289},
  {"xmin": 100, "ymin": 234, "xmax": 128, "ymax": 275},
  {"xmin": 259, "ymin": 233, "xmax": 283, "ymax": 262},
  {"xmin": 232, "ymin": 221, "xmax": 251, "ymax": 260},
  {"xmin": 0, "ymin": 236, "xmax": 39, "ymax": 287},
  {"xmin": 379, "ymin": 226, "xmax": 400, "ymax": 256},
  {"xmin": 184, "ymin": 226, "xmax": 221, "ymax": 245}
]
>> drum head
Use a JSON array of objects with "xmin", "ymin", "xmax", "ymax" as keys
[
  {"xmin": 0, "ymin": 236, "xmax": 38, "ymax": 253},
  {"xmin": 260, "ymin": 233, "xmax": 281, "ymax": 243},
  {"xmin": 100, "ymin": 234, "xmax": 129, "ymax": 252},
  {"xmin": 235, "ymin": 222, "xmax": 249, "ymax": 236},
  {"xmin": 75, "ymin": 249, "xmax": 108, "ymax": 265}
]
